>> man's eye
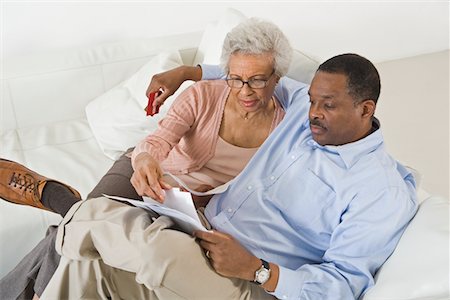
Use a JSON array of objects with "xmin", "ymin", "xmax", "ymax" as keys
[{"xmin": 324, "ymin": 104, "xmax": 334, "ymax": 109}]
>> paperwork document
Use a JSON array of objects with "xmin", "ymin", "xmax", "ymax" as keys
[
  {"xmin": 104, "ymin": 189, "xmax": 206, "ymax": 234},
  {"xmin": 103, "ymin": 173, "xmax": 232, "ymax": 235},
  {"xmin": 162, "ymin": 172, "xmax": 232, "ymax": 196}
]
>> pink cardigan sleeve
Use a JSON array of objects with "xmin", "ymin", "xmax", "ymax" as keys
[{"xmin": 131, "ymin": 86, "xmax": 199, "ymax": 169}]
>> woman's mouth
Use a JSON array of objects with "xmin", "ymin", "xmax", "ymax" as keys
[{"xmin": 240, "ymin": 100, "xmax": 258, "ymax": 108}]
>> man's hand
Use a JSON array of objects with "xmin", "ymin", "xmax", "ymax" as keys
[
  {"xmin": 130, "ymin": 152, "xmax": 171, "ymax": 202},
  {"xmin": 146, "ymin": 65, "xmax": 203, "ymax": 111},
  {"xmin": 193, "ymin": 230, "xmax": 261, "ymax": 281}
]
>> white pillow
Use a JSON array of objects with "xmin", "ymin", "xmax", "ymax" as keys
[
  {"xmin": 192, "ymin": 8, "xmax": 247, "ymax": 66},
  {"xmin": 85, "ymin": 51, "xmax": 192, "ymax": 160},
  {"xmin": 286, "ymin": 50, "xmax": 319, "ymax": 84}
]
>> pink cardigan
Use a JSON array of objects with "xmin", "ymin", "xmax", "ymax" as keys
[{"xmin": 131, "ymin": 80, "xmax": 285, "ymax": 175}]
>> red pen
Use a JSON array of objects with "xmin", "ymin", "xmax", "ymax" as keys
[{"xmin": 145, "ymin": 91, "xmax": 162, "ymax": 116}]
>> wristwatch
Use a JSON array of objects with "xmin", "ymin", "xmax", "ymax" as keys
[{"xmin": 254, "ymin": 259, "xmax": 271, "ymax": 285}]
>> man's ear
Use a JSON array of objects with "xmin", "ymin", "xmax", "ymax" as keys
[{"xmin": 361, "ymin": 100, "xmax": 376, "ymax": 118}]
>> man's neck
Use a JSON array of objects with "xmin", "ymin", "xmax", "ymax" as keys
[
  {"xmin": 367, "ymin": 118, "xmax": 380, "ymax": 136},
  {"xmin": 359, "ymin": 118, "xmax": 379, "ymax": 142}
]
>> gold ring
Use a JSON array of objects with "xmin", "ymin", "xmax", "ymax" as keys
[{"xmin": 206, "ymin": 250, "xmax": 211, "ymax": 258}]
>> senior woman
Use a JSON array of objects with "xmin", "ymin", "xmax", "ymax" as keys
[{"xmin": 0, "ymin": 18, "xmax": 292, "ymax": 300}]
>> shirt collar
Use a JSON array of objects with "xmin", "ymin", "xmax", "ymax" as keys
[{"xmin": 308, "ymin": 118, "xmax": 384, "ymax": 169}]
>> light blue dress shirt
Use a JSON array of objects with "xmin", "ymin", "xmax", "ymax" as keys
[{"xmin": 202, "ymin": 65, "xmax": 418, "ymax": 299}]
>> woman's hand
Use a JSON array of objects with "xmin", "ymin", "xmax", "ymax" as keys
[
  {"xmin": 146, "ymin": 65, "xmax": 203, "ymax": 111},
  {"xmin": 130, "ymin": 152, "xmax": 171, "ymax": 202}
]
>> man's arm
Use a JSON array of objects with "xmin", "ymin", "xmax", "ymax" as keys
[
  {"xmin": 146, "ymin": 64, "xmax": 310, "ymax": 112},
  {"xmin": 274, "ymin": 187, "xmax": 417, "ymax": 299},
  {"xmin": 199, "ymin": 64, "xmax": 310, "ymax": 110}
]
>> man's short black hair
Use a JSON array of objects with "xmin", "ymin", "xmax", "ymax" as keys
[{"xmin": 318, "ymin": 53, "xmax": 381, "ymax": 104}]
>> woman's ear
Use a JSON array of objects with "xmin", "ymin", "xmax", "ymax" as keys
[{"xmin": 275, "ymin": 75, "xmax": 281, "ymax": 84}]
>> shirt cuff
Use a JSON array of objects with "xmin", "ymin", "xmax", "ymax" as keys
[
  {"xmin": 200, "ymin": 64, "xmax": 226, "ymax": 80},
  {"xmin": 269, "ymin": 266, "xmax": 304, "ymax": 300}
]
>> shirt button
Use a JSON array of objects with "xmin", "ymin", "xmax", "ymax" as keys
[
  {"xmin": 227, "ymin": 208, "xmax": 233, "ymax": 213},
  {"xmin": 247, "ymin": 185, "xmax": 252, "ymax": 190},
  {"xmin": 291, "ymin": 155, "xmax": 296, "ymax": 159},
  {"xmin": 270, "ymin": 176, "xmax": 275, "ymax": 180},
  {"xmin": 282, "ymin": 296, "xmax": 287, "ymax": 299}
]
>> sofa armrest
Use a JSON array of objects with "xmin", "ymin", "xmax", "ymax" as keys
[{"xmin": 363, "ymin": 194, "xmax": 449, "ymax": 299}]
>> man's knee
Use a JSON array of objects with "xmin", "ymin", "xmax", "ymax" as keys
[
  {"xmin": 135, "ymin": 229, "xmax": 206, "ymax": 288},
  {"xmin": 147, "ymin": 229, "xmax": 199, "ymax": 259}
]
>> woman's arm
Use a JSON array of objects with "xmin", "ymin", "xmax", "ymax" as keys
[
  {"xmin": 131, "ymin": 85, "xmax": 201, "ymax": 201},
  {"xmin": 146, "ymin": 65, "xmax": 203, "ymax": 111}
]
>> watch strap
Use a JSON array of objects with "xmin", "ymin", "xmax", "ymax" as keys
[{"xmin": 260, "ymin": 259, "xmax": 270, "ymax": 270}]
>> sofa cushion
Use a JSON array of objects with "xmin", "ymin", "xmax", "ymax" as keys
[
  {"xmin": 1, "ymin": 118, "xmax": 113, "ymax": 199},
  {"xmin": 362, "ymin": 195, "xmax": 449, "ymax": 299},
  {"xmin": 286, "ymin": 50, "xmax": 319, "ymax": 84},
  {"xmin": 191, "ymin": 8, "xmax": 247, "ymax": 66},
  {"xmin": 0, "ymin": 118, "xmax": 114, "ymax": 278}
]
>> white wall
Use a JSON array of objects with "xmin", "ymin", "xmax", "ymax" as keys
[
  {"xmin": 376, "ymin": 51, "xmax": 449, "ymax": 198},
  {"xmin": 2, "ymin": 2, "xmax": 448, "ymax": 63}
]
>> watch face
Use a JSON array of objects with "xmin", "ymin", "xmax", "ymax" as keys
[{"xmin": 256, "ymin": 269, "xmax": 270, "ymax": 284}]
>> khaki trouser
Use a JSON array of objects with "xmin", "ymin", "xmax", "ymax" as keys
[{"xmin": 41, "ymin": 197, "xmax": 275, "ymax": 299}]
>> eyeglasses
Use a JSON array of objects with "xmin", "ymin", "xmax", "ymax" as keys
[{"xmin": 226, "ymin": 70, "xmax": 275, "ymax": 89}]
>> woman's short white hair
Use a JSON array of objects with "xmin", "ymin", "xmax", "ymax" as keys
[{"xmin": 220, "ymin": 18, "xmax": 293, "ymax": 77}]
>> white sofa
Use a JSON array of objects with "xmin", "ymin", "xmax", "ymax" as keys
[{"xmin": 1, "ymin": 9, "xmax": 449, "ymax": 300}]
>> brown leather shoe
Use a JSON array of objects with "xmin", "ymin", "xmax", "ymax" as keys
[{"xmin": 0, "ymin": 159, "xmax": 81, "ymax": 211}]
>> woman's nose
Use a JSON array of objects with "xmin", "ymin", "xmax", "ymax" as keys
[{"xmin": 239, "ymin": 83, "xmax": 254, "ymax": 95}]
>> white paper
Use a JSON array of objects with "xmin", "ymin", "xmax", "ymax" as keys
[
  {"xmin": 103, "ymin": 189, "xmax": 207, "ymax": 235},
  {"xmin": 103, "ymin": 173, "xmax": 231, "ymax": 235},
  {"xmin": 143, "ymin": 189, "xmax": 200, "ymax": 221},
  {"xmin": 162, "ymin": 172, "xmax": 232, "ymax": 196}
]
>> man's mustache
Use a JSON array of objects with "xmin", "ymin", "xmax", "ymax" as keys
[{"xmin": 310, "ymin": 119, "xmax": 326, "ymax": 129}]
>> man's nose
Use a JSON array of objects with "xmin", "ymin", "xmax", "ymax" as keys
[{"xmin": 309, "ymin": 105, "xmax": 324, "ymax": 119}]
